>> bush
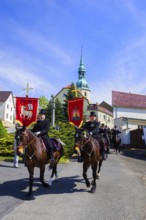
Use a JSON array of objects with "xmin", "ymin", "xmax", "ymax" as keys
[
  {"xmin": 0, "ymin": 120, "xmax": 8, "ymax": 138},
  {"xmin": 0, "ymin": 121, "xmax": 76, "ymax": 162}
]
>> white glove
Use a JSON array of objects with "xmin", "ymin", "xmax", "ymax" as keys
[
  {"xmin": 35, "ymin": 131, "xmax": 41, "ymax": 135},
  {"xmin": 90, "ymin": 132, "xmax": 92, "ymax": 135}
]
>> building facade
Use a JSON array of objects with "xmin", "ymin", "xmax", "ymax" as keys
[
  {"xmin": 0, "ymin": 91, "xmax": 15, "ymax": 126},
  {"xmin": 112, "ymin": 90, "xmax": 146, "ymax": 147}
]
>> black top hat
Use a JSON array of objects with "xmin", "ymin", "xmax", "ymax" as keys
[
  {"xmin": 89, "ymin": 111, "xmax": 96, "ymax": 117},
  {"xmin": 39, "ymin": 109, "xmax": 47, "ymax": 115}
]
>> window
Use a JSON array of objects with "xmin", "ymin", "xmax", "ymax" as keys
[
  {"xmin": 6, "ymin": 113, "xmax": 8, "ymax": 119},
  {"xmin": 84, "ymin": 92, "xmax": 87, "ymax": 96},
  {"xmin": 103, "ymin": 115, "xmax": 106, "ymax": 121},
  {"xmin": 7, "ymin": 104, "xmax": 9, "ymax": 109}
]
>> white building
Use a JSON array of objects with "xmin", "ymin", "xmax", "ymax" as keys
[
  {"xmin": 0, "ymin": 91, "xmax": 15, "ymax": 126},
  {"xmin": 112, "ymin": 90, "xmax": 146, "ymax": 148}
]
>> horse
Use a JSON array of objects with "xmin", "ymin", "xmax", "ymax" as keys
[
  {"xmin": 111, "ymin": 130, "xmax": 121, "ymax": 154},
  {"xmin": 74, "ymin": 127, "xmax": 103, "ymax": 193},
  {"xmin": 16, "ymin": 126, "xmax": 64, "ymax": 196}
]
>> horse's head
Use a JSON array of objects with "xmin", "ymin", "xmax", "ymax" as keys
[
  {"xmin": 15, "ymin": 126, "xmax": 36, "ymax": 156},
  {"xmin": 15, "ymin": 126, "xmax": 26, "ymax": 156},
  {"xmin": 74, "ymin": 127, "xmax": 87, "ymax": 154}
]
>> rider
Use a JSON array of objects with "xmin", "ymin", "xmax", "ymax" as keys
[
  {"xmin": 81, "ymin": 111, "xmax": 107, "ymax": 160},
  {"xmin": 32, "ymin": 109, "xmax": 55, "ymax": 166},
  {"xmin": 13, "ymin": 123, "xmax": 21, "ymax": 168},
  {"xmin": 112, "ymin": 126, "xmax": 121, "ymax": 135},
  {"xmin": 99, "ymin": 124, "xmax": 111, "ymax": 151}
]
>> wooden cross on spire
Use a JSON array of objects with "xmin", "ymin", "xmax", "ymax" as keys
[{"xmin": 23, "ymin": 82, "xmax": 33, "ymax": 98}]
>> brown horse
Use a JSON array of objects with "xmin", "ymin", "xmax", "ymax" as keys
[
  {"xmin": 16, "ymin": 126, "xmax": 64, "ymax": 196},
  {"xmin": 74, "ymin": 127, "xmax": 103, "ymax": 193},
  {"xmin": 111, "ymin": 131, "xmax": 121, "ymax": 154}
]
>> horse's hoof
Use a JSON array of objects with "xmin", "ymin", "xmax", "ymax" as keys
[
  {"xmin": 96, "ymin": 173, "xmax": 100, "ymax": 179},
  {"xmin": 86, "ymin": 182, "xmax": 90, "ymax": 187},
  {"xmin": 43, "ymin": 182, "xmax": 49, "ymax": 188},
  {"xmin": 26, "ymin": 191, "xmax": 32, "ymax": 196},
  {"xmin": 78, "ymin": 157, "xmax": 83, "ymax": 162},
  {"xmin": 91, "ymin": 186, "xmax": 96, "ymax": 193}
]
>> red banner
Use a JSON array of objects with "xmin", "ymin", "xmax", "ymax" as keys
[
  {"xmin": 68, "ymin": 98, "xmax": 84, "ymax": 127},
  {"xmin": 15, "ymin": 97, "xmax": 38, "ymax": 127}
]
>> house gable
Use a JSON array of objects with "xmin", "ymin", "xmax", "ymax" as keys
[{"xmin": 0, "ymin": 91, "xmax": 15, "ymax": 125}]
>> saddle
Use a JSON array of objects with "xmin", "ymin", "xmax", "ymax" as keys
[
  {"xmin": 40, "ymin": 138, "xmax": 61, "ymax": 152},
  {"xmin": 50, "ymin": 138, "xmax": 61, "ymax": 151}
]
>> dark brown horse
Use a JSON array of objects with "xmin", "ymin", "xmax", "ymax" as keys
[
  {"xmin": 111, "ymin": 131, "xmax": 121, "ymax": 154},
  {"xmin": 74, "ymin": 127, "xmax": 103, "ymax": 193},
  {"xmin": 16, "ymin": 126, "xmax": 64, "ymax": 196}
]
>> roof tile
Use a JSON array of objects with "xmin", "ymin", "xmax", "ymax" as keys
[{"xmin": 112, "ymin": 90, "xmax": 146, "ymax": 108}]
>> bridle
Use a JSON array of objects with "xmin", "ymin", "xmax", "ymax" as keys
[
  {"xmin": 17, "ymin": 130, "xmax": 36, "ymax": 160},
  {"xmin": 75, "ymin": 132, "xmax": 94, "ymax": 158}
]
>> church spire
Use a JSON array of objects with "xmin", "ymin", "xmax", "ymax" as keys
[
  {"xmin": 78, "ymin": 47, "xmax": 85, "ymax": 79},
  {"xmin": 80, "ymin": 47, "xmax": 83, "ymax": 65},
  {"xmin": 76, "ymin": 48, "xmax": 89, "ymax": 90},
  {"xmin": 76, "ymin": 48, "xmax": 91, "ymax": 103}
]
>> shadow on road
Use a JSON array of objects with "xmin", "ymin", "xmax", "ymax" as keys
[
  {"xmin": 0, "ymin": 175, "xmax": 87, "ymax": 200},
  {"xmin": 120, "ymin": 149, "xmax": 146, "ymax": 161}
]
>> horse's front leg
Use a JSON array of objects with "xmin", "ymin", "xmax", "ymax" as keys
[
  {"xmin": 96, "ymin": 160, "xmax": 103, "ymax": 179},
  {"xmin": 40, "ymin": 165, "xmax": 48, "ymax": 188},
  {"xmin": 83, "ymin": 162, "xmax": 90, "ymax": 188},
  {"xmin": 27, "ymin": 165, "xmax": 34, "ymax": 196},
  {"xmin": 91, "ymin": 162, "xmax": 98, "ymax": 193}
]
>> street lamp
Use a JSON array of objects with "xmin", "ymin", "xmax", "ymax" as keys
[{"xmin": 51, "ymin": 95, "xmax": 55, "ymax": 127}]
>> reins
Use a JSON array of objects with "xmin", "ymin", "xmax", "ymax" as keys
[
  {"xmin": 24, "ymin": 137, "xmax": 36, "ymax": 160},
  {"xmin": 75, "ymin": 137, "xmax": 94, "ymax": 158}
]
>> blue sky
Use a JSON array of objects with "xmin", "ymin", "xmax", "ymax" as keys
[{"xmin": 0, "ymin": 0, "xmax": 146, "ymax": 105}]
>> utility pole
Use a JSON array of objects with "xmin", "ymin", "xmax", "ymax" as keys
[
  {"xmin": 23, "ymin": 82, "xmax": 33, "ymax": 97},
  {"xmin": 51, "ymin": 94, "xmax": 55, "ymax": 127}
]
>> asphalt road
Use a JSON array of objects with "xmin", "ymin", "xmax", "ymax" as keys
[{"xmin": 0, "ymin": 149, "xmax": 146, "ymax": 220}]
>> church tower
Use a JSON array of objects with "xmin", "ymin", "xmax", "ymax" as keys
[{"xmin": 76, "ymin": 49, "xmax": 92, "ymax": 103}]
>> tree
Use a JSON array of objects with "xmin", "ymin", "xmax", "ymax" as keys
[
  {"xmin": 39, "ymin": 96, "xmax": 49, "ymax": 109},
  {"xmin": 55, "ymin": 98, "xmax": 65, "ymax": 122}
]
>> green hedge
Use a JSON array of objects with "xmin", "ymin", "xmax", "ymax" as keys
[
  {"xmin": 0, "ymin": 122, "xmax": 75, "ymax": 162},
  {"xmin": 0, "ymin": 120, "xmax": 8, "ymax": 138}
]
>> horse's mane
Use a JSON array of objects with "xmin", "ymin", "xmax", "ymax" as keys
[{"xmin": 25, "ymin": 129, "xmax": 40, "ymax": 140}]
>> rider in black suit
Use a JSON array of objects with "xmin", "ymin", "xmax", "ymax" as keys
[
  {"xmin": 81, "ymin": 111, "xmax": 106, "ymax": 160},
  {"xmin": 32, "ymin": 109, "xmax": 55, "ymax": 165}
]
